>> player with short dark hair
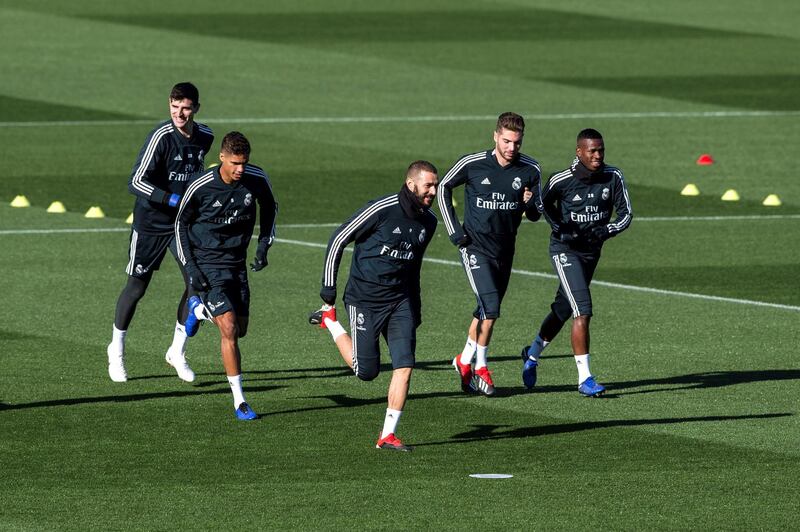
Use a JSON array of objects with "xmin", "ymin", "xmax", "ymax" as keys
[
  {"xmin": 438, "ymin": 112, "xmax": 542, "ymax": 396},
  {"xmin": 175, "ymin": 131, "xmax": 277, "ymax": 420},
  {"xmin": 309, "ymin": 161, "xmax": 439, "ymax": 451},
  {"xmin": 107, "ymin": 82, "xmax": 214, "ymax": 383},
  {"xmin": 521, "ymin": 128, "xmax": 632, "ymax": 396}
]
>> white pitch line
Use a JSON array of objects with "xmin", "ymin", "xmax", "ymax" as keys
[
  {"xmin": 2, "ymin": 109, "xmax": 800, "ymax": 128},
  {"xmin": 1, "ymin": 228, "xmax": 797, "ymax": 312}
]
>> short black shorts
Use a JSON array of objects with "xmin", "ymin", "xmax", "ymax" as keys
[
  {"xmin": 345, "ymin": 298, "xmax": 417, "ymax": 381},
  {"xmin": 550, "ymin": 250, "xmax": 600, "ymax": 318},
  {"xmin": 200, "ymin": 266, "xmax": 250, "ymax": 318},
  {"xmin": 458, "ymin": 246, "xmax": 513, "ymax": 320},
  {"xmin": 124, "ymin": 229, "xmax": 181, "ymax": 278}
]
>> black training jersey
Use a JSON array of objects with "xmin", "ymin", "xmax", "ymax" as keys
[
  {"xmin": 438, "ymin": 149, "xmax": 542, "ymax": 259},
  {"xmin": 543, "ymin": 157, "xmax": 632, "ymax": 253},
  {"xmin": 129, "ymin": 120, "xmax": 214, "ymax": 235},
  {"xmin": 175, "ymin": 164, "xmax": 277, "ymax": 268},
  {"xmin": 322, "ymin": 194, "xmax": 438, "ymax": 308}
]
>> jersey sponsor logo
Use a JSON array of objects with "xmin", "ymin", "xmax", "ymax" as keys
[
  {"xmin": 356, "ymin": 313, "xmax": 367, "ymax": 331},
  {"xmin": 244, "ymin": 193, "xmax": 252, "ymax": 207},
  {"xmin": 512, "ymin": 177, "xmax": 522, "ymax": 190},
  {"xmin": 380, "ymin": 241, "xmax": 414, "ymax": 260},
  {"xmin": 476, "ymin": 192, "xmax": 518, "ymax": 211},
  {"xmin": 572, "ymin": 194, "xmax": 582, "ymax": 201},
  {"xmin": 392, "ymin": 226, "xmax": 401, "ymax": 234},
  {"xmin": 481, "ymin": 177, "xmax": 491, "ymax": 185},
  {"xmin": 213, "ymin": 200, "xmax": 223, "ymax": 207},
  {"xmin": 602, "ymin": 187, "xmax": 610, "ymax": 200},
  {"xmin": 209, "ymin": 209, "xmax": 252, "ymax": 225},
  {"xmin": 570, "ymin": 206, "xmax": 609, "ymax": 223}
]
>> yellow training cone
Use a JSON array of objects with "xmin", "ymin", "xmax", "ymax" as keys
[
  {"xmin": 85, "ymin": 206, "xmax": 106, "ymax": 218},
  {"xmin": 125, "ymin": 213, "xmax": 134, "ymax": 224},
  {"xmin": 680, "ymin": 184, "xmax": 700, "ymax": 196},
  {"xmin": 10, "ymin": 195, "xmax": 30, "ymax": 207},
  {"xmin": 762, "ymin": 194, "xmax": 782, "ymax": 207},
  {"xmin": 721, "ymin": 189, "xmax": 740, "ymax": 201},
  {"xmin": 47, "ymin": 201, "xmax": 66, "ymax": 213}
]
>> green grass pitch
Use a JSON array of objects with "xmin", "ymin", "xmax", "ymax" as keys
[{"xmin": 1, "ymin": 0, "xmax": 799, "ymax": 529}]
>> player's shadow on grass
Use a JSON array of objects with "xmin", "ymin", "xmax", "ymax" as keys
[
  {"xmin": 607, "ymin": 369, "xmax": 800, "ymax": 396},
  {"xmin": 0, "ymin": 384, "xmax": 284, "ymax": 411},
  {"xmin": 263, "ymin": 390, "xmax": 470, "ymax": 418},
  {"xmin": 417, "ymin": 412, "xmax": 793, "ymax": 447}
]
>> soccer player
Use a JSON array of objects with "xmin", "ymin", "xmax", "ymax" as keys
[
  {"xmin": 309, "ymin": 161, "xmax": 439, "ymax": 451},
  {"xmin": 175, "ymin": 131, "xmax": 277, "ymax": 420},
  {"xmin": 107, "ymin": 82, "xmax": 214, "ymax": 383},
  {"xmin": 438, "ymin": 112, "xmax": 542, "ymax": 396},
  {"xmin": 521, "ymin": 128, "xmax": 632, "ymax": 396}
]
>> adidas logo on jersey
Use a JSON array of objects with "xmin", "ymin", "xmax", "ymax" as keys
[
  {"xmin": 213, "ymin": 200, "xmax": 223, "ymax": 207},
  {"xmin": 174, "ymin": 154, "xmax": 183, "ymax": 161},
  {"xmin": 392, "ymin": 227, "xmax": 402, "ymax": 234},
  {"xmin": 481, "ymin": 177, "xmax": 492, "ymax": 185},
  {"xmin": 572, "ymin": 194, "xmax": 582, "ymax": 201}
]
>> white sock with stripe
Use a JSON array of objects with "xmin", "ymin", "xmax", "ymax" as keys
[
  {"xmin": 474, "ymin": 344, "xmax": 488, "ymax": 370},
  {"xmin": 227, "ymin": 374, "xmax": 246, "ymax": 408},
  {"xmin": 110, "ymin": 325, "xmax": 126, "ymax": 352},
  {"xmin": 381, "ymin": 408, "xmax": 402, "ymax": 437},
  {"xmin": 575, "ymin": 354, "xmax": 591, "ymax": 384},
  {"xmin": 459, "ymin": 337, "xmax": 477, "ymax": 365}
]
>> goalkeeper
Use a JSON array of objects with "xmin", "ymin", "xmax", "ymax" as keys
[{"xmin": 521, "ymin": 128, "xmax": 632, "ymax": 397}]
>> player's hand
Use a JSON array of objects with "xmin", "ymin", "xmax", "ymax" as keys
[
  {"xmin": 250, "ymin": 241, "xmax": 270, "ymax": 272},
  {"xmin": 522, "ymin": 186, "xmax": 533, "ymax": 204},
  {"xmin": 558, "ymin": 231, "xmax": 579, "ymax": 243},
  {"xmin": 185, "ymin": 264, "xmax": 209, "ymax": 292},
  {"xmin": 320, "ymin": 287, "xmax": 337, "ymax": 306},
  {"xmin": 452, "ymin": 233, "xmax": 471, "ymax": 248},
  {"xmin": 587, "ymin": 225, "xmax": 611, "ymax": 243},
  {"xmin": 167, "ymin": 193, "xmax": 180, "ymax": 208}
]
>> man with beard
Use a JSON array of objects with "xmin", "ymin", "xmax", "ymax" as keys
[
  {"xmin": 521, "ymin": 128, "xmax": 632, "ymax": 397},
  {"xmin": 309, "ymin": 161, "xmax": 438, "ymax": 451}
]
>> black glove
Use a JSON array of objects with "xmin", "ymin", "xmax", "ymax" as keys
[
  {"xmin": 557, "ymin": 231, "xmax": 579, "ymax": 243},
  {"xmin": 320, "ymin": 286, "xmax": 337, "ymax": 306},
  {"xmin": 587, "ymin": 225, "xmax": 611, "ymax": 244},
  {"xmin": 250, "ymin": 241, "xmax": 270, "ymax": 272},
  {"xmin": 185, "ymin": 263, "xmax": 209, "ymax": 292},
  {"xmin": 450, "ymin": 233, "xmax": 472, "ymax": 248}
]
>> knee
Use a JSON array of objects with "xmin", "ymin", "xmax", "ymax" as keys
[{"xmin": 356, "ymin": 368, "xmax": 379, "ymax": 382}]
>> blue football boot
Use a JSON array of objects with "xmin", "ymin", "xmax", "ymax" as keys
[
  {"xmin": 235, "ymin": 402, "xmax": 258, "ymax": 421},
  {"xmin": 521, "ymin": 346, "xmax": 538, "ymax": 390},
  {"xmin": 578, "ymin": 376, "xmax": 606, "ymax": 397}
]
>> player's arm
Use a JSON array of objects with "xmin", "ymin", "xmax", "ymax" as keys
[
  {"xmin": 128, "ymin": 130, "xmax": 180, "ymax": 207},
  {"xmin": 174, "ymin": 180, "xmax": 208, "ymax": 292},
  {"xmin": 589, "ymin": 168, "xmax": 633, "ymax": 243},
  {"xmin": 523, "ymin": 169, "xmax": 544, "ymax": 222},
  {"xmin": 540, "ymin": 175, "xmax": 562, "ymax": 232},
  {"xmin": 320, "ymin": 201, "xmax": 381, "ymax": 305},
  {"xmin": 250, "ymin": 169, "xmax": 278, "ymax": 272},
  {"xmin": 409, "ymin": 216, "xmax": 438, "ymax": 326},
  {"xmin": 436, "ymin": 156, "xmax": 472, "ymax": 247}
]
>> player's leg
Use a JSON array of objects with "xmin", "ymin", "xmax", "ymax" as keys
[
  {"xmin": 470, "ymin": 256, "xmax": 507, "ymax": 396},
  {"xmin": 164, "ymin": 239, "xmax": 196, "ymax": 382},
  {"xmin": 107, "ymin": 229, "xmax": 168, "ymax": 382},
  {"xmin": 377, "ymin": 301, "xmax": 415, "ymax": 451},
  {"xmin": 553, "ymin": 251, "xmax": 604, "ymax": 396}
]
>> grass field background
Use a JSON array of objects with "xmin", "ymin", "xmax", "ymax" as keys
[{"xmin": 1, "ymin": 0, "xmax": 798, "ymax": 530}]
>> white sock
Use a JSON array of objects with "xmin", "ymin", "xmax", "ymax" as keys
[
  {"xmin": 474, "ymin": 344, "xmax": 488, "ymax": 369},
  {"xmin": 381, "ymin": 408, "xmax": 402, "ymax": 437},
  {"xmin": 575, "ymin": 354, "xmax": 591, "ymax": 384},
  {"xmin": 169, "ymin": 322, "xmax": 188, "ymax": 353},
  {"xmin": 227, "ymin": 374, "xmax": 246, "ymax": 408},
  {"xmin": 527, "ymin": 334, "xmax": 549, "ymax": 361},
  {"xmin": 324, "ymin": 318, "xmax": 347, "ymax": 341},
  {"xmin": 110, "ymin": 325, "xmax": 126, "ymax": 352},
  {"xmin": 459, "ymin": 337, "xmax": 477, "ymax": 365}
]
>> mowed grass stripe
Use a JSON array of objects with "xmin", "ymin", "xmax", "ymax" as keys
[
  {"xmin": 3, "ymin": 109, "xmax": 800, "ymax": 128},
  {"xmin": 3, "ymin": 227, "xmax": 796, "ymax": 312}
]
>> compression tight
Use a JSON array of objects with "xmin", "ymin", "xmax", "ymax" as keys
[{"xmin": 113, "ymin": 275, "xmax": 189, "ymax": 330}]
